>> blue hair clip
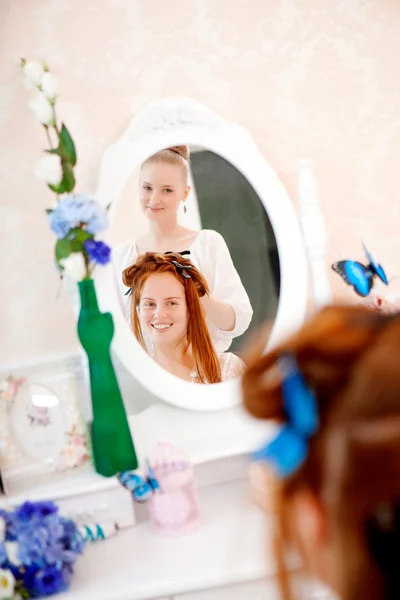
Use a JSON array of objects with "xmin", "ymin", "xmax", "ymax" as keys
[{"xmin": 252, "ymin": 354, "xmax": 319, "ymax": 478}]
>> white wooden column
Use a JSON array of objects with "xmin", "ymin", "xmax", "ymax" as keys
[{"xmin": 298, "ymin": 159, "xmax": 332, "ymax": 309}]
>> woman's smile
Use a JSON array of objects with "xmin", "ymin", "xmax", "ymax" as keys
[{"xmin": 151, "ymin": 322, "xmax": 173, "ymax": 332}]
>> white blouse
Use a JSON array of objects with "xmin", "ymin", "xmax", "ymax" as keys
[{"xmin": 112, "ymin": 229, "xmax": 253, "ymax": 352}]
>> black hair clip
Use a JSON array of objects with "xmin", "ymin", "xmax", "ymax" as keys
[
  {"xmin": 165, "ymin": 250, "xmax": 191, "ymax": 257},
  {"xmin": 124, "ymin": 251, "xmax": 193, "ymax": 296},
  {"xmin": 171, "ymin": 260, "xmax": 193, "ymax": 279}
]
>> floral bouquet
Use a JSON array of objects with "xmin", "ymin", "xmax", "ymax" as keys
[
  {"xmin": 0, "ymin": 501, "xmax": 85, "ymax": 599},
  {"xmin": 21, "ymin": 58, "xmax": 111, "ymax": 281}
]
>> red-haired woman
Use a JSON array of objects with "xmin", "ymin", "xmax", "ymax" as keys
[
  {"xmin": 123, "ymin": 252, "xmax": 246, "ymax": 383},
  {"xmin": 242, "ymin": 305, "xmax": 400, "ymax": 600}
]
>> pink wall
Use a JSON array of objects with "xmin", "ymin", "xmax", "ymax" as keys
[{"xmin": 2, "ymin": 0, "xmax": 400, "ymax": 365}]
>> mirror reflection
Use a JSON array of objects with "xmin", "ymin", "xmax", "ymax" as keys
[{"xmin": 112, "ymin": 145, "xmax": 280, "ymax": 384}]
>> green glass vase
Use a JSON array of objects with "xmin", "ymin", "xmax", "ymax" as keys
[{"xmin": 77, "ymin": 278, "xmax": 138, "ymax": 477}]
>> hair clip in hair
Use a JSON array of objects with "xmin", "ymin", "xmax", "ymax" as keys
[
  {"xmin": 124, "ymin": 288, "xmax": 132, "ymax": 296},
  {"xmin": 165, "ymin": 250, "xmax": 191, "ymax": 257},
  {"xmin": 171, "ymin": 260, "xmax": 193, "ymax": 279},
  {"xmin": 252, "ymin": 354, "xmax": 319, "ymax": 478}
]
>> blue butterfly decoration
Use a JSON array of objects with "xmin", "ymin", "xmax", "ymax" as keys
[
  {"xmin": 332, "ymin": 244, "xmax": 388, "ymax": 297},
  {"xmin": 252, "ymin": 354, "xmax": 319, "ymax": 478},
  {"xmin": 118, "ymin": 461, "xmax": 160, "ymax": 503}
]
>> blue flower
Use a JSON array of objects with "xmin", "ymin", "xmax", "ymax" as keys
[
  {"xmin": 59, "ymin": 518, "xmax": 85, "ymax": 555},
  {"xmin": 15, "ymin": 502, "xmax": 37, "ymax": 524},
  {"xmin": 45, "ymin": 514, "xmax": 64, "ymax": 541},
  {"xmin": 34, "ymin": 502, "xmax": 58, "ymax": 520},
  {"xmin": 86, "ymin": 214, "xmax": 109, "ymax": 235},
  {"xmin": 14, "ymin": 501, "xmax": 58, "ymax": 529},
  {"xmin": 48, "ymin": 194, "xmax": 109, "ymax": 239},
  {"xmin": 0, "ymin": 510, "xmax": 18, "ymax": 541},
  {"xmin": 47, "ymin": 211, "xmax": 70, "ymax": 239},
  {"xmin": 0, "ymin": 542, "xmax": 7, "ymax": 567},
  {"xmin": 43, "ymin": 542, "xmax": 64, "ymax": 565},
  {"xmin": 84, "ymin": 239, "xmax": 111, "ymax": 265},
  {"xmin": 23, "ymin": 565, "xmax": 66, "ymax": 597},
  {"xmin": 59, "ymin": 194, "xmax": 95, "ymax": 226},
  {"xmin": 17, "ymin": 528, "xmax": 49, "ymax": 567}
]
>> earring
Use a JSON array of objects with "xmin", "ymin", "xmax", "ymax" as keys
[{"xmin": 183, "ymin": 204, "xmax": 187, "ymax": 214}]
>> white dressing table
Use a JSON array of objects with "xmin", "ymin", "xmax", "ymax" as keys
[
  {"xmin": 51, "ymin": 478, "xmax": 333, "ymax": 600},
  {"xmin": 1, "ymin": 99, "xmax": 335, "ymax": 600}
]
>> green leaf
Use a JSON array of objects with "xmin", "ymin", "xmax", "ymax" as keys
[
  {"xmin": 45, "ymin": 147, "xmax": 64, "ymax": 157},
  {"xmin": 68, "ymin": 228, "xmax": 93, "ymax": 252},
  {"xmin": 48, "ymin": 181, "xmax": 65, "ymax": 194},
  {"xmin": 60, "ymin": 161, "xmax": 75, "ymax": 193},
  {"xmin": 59, "ymin": 123, "xmax": 77, "ymax": 166},
  {"xmin": 55, "ymin": 238, "xmax": 72, "ymax": 262}
]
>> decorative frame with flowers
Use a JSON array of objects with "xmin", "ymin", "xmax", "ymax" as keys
[{"xmin": 0, "ymin": 370, "xmax": 93, "ymax": 497}]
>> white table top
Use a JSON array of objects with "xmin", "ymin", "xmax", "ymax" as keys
[{"xmin": 56, "ymin": 479, "xmax": 273, "ymax": 600}]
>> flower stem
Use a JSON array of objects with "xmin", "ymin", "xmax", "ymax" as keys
[
  {"xmin": 44, "ymin": 125, "xmax": 53, "ymax": 149},
  {"xmin": 83, "ymin": 252, "xmax": 91, "ymax": 280}
]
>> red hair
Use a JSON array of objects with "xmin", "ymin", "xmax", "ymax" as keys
[
  {"xmin": 242, "ymin": 305, "xmax": 400, "ymax": 600},
  {"xmin": 122, "ymin": 252, "xmax": 221, "ymax": 384}
]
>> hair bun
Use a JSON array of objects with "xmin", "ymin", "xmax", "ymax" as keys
[{"xmin": 169, "ymin": 145, "xmax": 190, "ymax": 161}]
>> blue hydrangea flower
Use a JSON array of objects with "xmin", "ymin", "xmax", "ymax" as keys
[
  {"xmin": 0, "ymin": 542, "xmax": 7, "ymax": 566},
  {"xmin": 85, "ymin": 214, "xmax": 109, "ymax": 235},
  {"xmin": 84, "ymin": 239, "xmax": 111, "ymax": 265},
  {"xmin": 59, "ymin": 518, "xmax": 85, "ymax": 555},
  {"xmin": 59, "ymin": 194, "xmax": 95, "ymax": 226},
  {"xmin": 0, "ymin": 510, "xmax": 18, "ymax": 541},
  {"xmin": 47, "ymin": 211, "xmax": 70, "ymax": 239},
  {"xmin": 48, "ymin": 194, "xmax": 109, "ymax": 240},
  {"xmin": 1, "ymin": 502, "xmax": 83, "ymax": 596},
  {"xmin": 17, "ymin": 527, "xmax": 49, "ymax": 567},
  {"xmin": 23, "ymin": 564, "xmax": 66, "ymax": 597},
  {"xmin": 43, "ymin": 542, "xmax": 64, "ymax": 565},
  {"xmin": 45, "ymin": 513, "xmax": 63, "ymax": 535}
]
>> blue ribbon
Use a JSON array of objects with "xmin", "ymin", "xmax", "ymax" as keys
[{"xmin": 252, "ymin": 354, "xmax": 319, "ymax": 478}]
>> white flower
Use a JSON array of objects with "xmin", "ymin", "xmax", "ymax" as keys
[
  {"xmin": 4, "ymin": 542, "xmax": 21, "ymax": 567},
  {"xmin": 41, "ymin": 72, "xmax": 57, "ymax": 100},
  {"xmin": 29, "ymin": 92, "xmax": 54, "ymax": 125},
  {"xmin": 35, "ymin": 154, "xmax": 63, "ymax": 186},
  {"xmin": 60, "ymin": 253, "xmax": 87, "ymax": 281},
  {"xmin": 0, "ymin": 569, "xmax": 15, "ymax": 599},
  {"xmin": 23, "ymin": 59, "xmax": 44, "ymax": 87},
  {"xmin": 0, "ymin": 518, "xmax": 5, "ymax": 542}
]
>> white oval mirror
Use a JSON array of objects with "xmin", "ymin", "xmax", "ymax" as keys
[{"xmin": 93, "ymin": 97, "xmax": 308, "ymax": 411}]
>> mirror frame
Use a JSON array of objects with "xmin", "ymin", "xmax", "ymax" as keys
[{"xmin": 93, "ymin": 97, "xmax": 308, "ymax": 411}]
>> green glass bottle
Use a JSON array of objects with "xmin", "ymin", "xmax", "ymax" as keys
[{"xmin": 77, "ymin": 279, "xmax": 138, "ymax": 477}]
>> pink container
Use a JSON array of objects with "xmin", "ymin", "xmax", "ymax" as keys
[{"xmin": 148, "ymin": 442, "xmax": 201, "ymax": 536}]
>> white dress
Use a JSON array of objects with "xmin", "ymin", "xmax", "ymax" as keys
[{"xmin": 112, "ymin": 229, "xmax": 253, "ymax": 352}]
